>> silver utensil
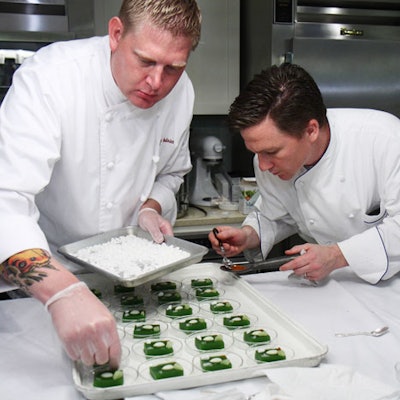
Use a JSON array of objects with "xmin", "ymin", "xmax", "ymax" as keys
[
  {"xmin": 335, "ymin": 326, "xmax": 389, "ymax": 338},
  {"xmin": 212, "ymin": 228, "xmax": 233, "ymax": 269}
]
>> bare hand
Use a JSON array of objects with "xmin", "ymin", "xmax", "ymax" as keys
[
  {"xmin": 279, "ymin": 243, "xmax": 348, "ymax": 281},
  {"xmin": 208, "ymin": 225, "xmax": 259, "ymax": 257}
]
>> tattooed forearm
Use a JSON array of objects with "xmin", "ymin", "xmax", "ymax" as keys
[{"xmin": 1, "ymin": 249, "xmax": 58, "ymax": 294}]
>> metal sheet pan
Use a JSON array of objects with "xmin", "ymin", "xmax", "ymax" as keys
[
  {"xmin": 72, "ymin": 263, "xmax": 328, "ymax": 399},
  {"xmin": 58, "ymin": 226, "xmax": 208, "ymax": 287}
]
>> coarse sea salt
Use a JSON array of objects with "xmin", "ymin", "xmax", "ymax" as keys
[{"xmin": 73, "ymin": 235, "xmax": 190, "ymax": 279}]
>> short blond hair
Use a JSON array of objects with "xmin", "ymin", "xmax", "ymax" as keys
[{"xmin": 119, "ymin": 0, "xmax": 201, "ymax": 50}]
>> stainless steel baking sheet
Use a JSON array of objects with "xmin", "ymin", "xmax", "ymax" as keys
[
  {"xmin": 58, "ymin": 226, "xmax": 208, "ymax": 287},
  {"xmin": 72, "ymin": 263, "xmax": 328, "ymax": 399}
]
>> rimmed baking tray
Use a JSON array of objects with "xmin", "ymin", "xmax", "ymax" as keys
[
  {"xmin": 58, "ymin": 226, "xmax": 208, "ymax": 287},
  {"xmin": 72, "ymin": 263, "xmax": 328, "ymax": 399}
]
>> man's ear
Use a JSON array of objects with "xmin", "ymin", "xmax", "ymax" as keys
[
  {"xmin": 305, "ymin": 119, "xmax": 320, "ymax": 143},
  {"xmin": 108, "ymin": 17, "xmax": 124, "ymax": 51}
]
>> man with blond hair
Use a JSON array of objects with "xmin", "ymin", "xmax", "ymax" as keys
[{"xmin": 0, "ymin": 0, "xmax": 201, "ymax": 368}]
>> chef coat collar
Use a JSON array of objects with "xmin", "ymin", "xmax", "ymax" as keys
[
  {"xmin": 296, "ymin": 113, "xmax": 335, "ymax": 179},
  {"xmin": 101, "ymin": 36, "xmax": 128, "ymax": 107}
]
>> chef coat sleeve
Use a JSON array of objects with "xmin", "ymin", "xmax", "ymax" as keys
[
  {"xmin": 337, "ymin": 115, "xmax": 400, "ymax": 284},
  {"xmin": 243, "ymin": 196, "xmax": 298, "ymax": 261},
  {"xmin": 0, "ymin": 60, "xmax": 57, "ymax": 262},
  {"xmin": 149, "ymin": 119, "xmax": 192, "ymax": 224}
]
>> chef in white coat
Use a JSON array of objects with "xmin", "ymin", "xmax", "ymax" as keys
[
  {"xmin": 209, "ymin": 63, "xmax": 400, "ymax": 284},
  {"xmin": 0, "ymin": 0, "xmax": 201, "ymax": 368}
]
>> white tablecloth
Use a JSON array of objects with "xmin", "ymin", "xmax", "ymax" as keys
[{"xmin": 1, "ymin": 267, "xmax": 400, "ymax": 400}]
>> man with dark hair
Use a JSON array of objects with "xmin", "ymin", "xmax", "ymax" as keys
[
  {"xmin": 209, "ymin": 63, "xmax": 400, "ymax": 284},
  {"xmin": 0, "ymin": 0, "xmax": 201, "ymax": 367}
]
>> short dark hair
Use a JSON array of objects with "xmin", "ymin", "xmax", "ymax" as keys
[{"xmin": 228, "ymin": 63, "xmax": 327, "ymax": 138}]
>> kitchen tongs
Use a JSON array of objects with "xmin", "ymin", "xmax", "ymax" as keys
[{"xmin": 219, "ymin": 255, "xmax": 298, "ymax": 275}]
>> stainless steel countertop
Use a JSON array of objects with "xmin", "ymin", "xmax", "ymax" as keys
[
  {"xmin": 173, "ymin": 206, "xmax": 246, "ymax": 236},
  {"xmin": 174, "ymin": 206, "xmax": 245, "ymax": 227}
]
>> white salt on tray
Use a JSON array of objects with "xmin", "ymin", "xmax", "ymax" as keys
[{"xmin": 73, "ymin": 235, "xmax": 190, "ymax": 278}]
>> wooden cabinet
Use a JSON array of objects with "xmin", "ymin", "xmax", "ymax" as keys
[{"xmin": 93, "ymin": 0, "xmax": 240, "ymax": 115}]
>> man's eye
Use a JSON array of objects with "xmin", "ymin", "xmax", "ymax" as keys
[
  {"xmin": 165, "ymin": 65, "xmax": 184, "ymax": 74},
  {"xmin": 139, "ymin": 58, "xmax": 154, "ymax": 66}
]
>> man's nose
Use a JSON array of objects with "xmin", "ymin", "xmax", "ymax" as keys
[
  {"xmin": 146, "ymin": 66, "xmax": 163, "ymax": 90},
  {"xmin": 258, "ymin": 154, "xmax": 273, "ymax": 171}
]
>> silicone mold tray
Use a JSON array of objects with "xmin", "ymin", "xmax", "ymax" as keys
[{"xmin": 73, "ymin": 263, "xmax": 328, "ymax": 399}]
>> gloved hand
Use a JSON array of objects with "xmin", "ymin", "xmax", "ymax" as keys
[
  {"xmin": 138, "ymin": 208, "xmax": 173, "ymax": 243},
  {"xmin": 46, "ymin": 282, "xmax": 121, "ymax": 368}
]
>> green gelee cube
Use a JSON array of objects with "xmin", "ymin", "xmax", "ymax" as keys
[
  {"xmin": 255, "ymin": 347, "xmax": 286, "ymax": 362},
  {"xmin": 133, "ymin": 323, "xmax": 161, "ymax": 338},
  {"xmin": 196, "ymin": 287, "xmax": 219, "ymax": 300},
  {"xmin": 191, "ymin": 278, "xmax": 213, "ymax": 287},
  {"xmin": 151, "ymin": 281, "xmax": 177, "ymax": 292},
  {"xmin": 243, "ymin": 329, "xmax": 271, "ymax": 344},
  {"xmin": 93, "ymin": 369, "xmax": 124, "ymax": 388},
  {"xmin": 150, "ymin": 361, "xmax": 184, "ymax": 380},
  {"xmin": 122, "ymin": 308, "xmax": 146, "ymax": 322},
  {"xmin": 179, "ymin": 318, "xmax": 207, "ymax": 332},
  {"xmin": 120, "ymin": 294, "xmax": 144, "ymax": 306},
  {"xmin": 144, "ymin": 340, "xmax": 174, "ymax": 356},
  {"xmin": 157, "ymin": 290, "xmax": 182, "ymax": 304},
  {"xmin": 200, "ymin": 355, "xmax": 232, "ymax": 371},
  {"xmin": 114, "ymin": 284, "xmax": 135, "ymax": 294},
  {"xmin": 165, "ymin": 303, "xmax": 193, "ymax": 318},
  {"xmin": 210, "ymin": 301, "xmax": 233, "ymax": 314},
  {"xmin": 223, "ymin": 314, "xmax": 250, "ymax": 329},
  {"xmin": 195, "ymin": 334, "xmax": 225, "ymax": 350}
]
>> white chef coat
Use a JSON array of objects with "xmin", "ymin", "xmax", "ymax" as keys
[
  {"xmin": 0, "ymin": 36, "xmax": 193, "ymax": 264},
  {"xmin": 244, "ymin": 108, "xmax": 400, "ymax": 284}
]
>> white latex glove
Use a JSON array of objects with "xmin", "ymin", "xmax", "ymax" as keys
[
  {"xmin": 138, "ymin": 208, "xmax": 173, "ymax": 243},
  {"xmin": 46, "ymin": 282, "xmax": 121, "ymax": 368}
]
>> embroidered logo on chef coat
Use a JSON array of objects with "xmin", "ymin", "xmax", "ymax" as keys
[{"xmin": 161, "ymin": 138, "xmax": 175, "ymax": 144}]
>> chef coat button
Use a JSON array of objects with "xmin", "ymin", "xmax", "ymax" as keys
[
  {"xmin": 340, "ymin": 177, "xmax": 345, "ymax": 183},
  {"xmin": 309, "ymin": 219, "xmax": 315, "ymax": 225},
  {"xmin": 140, "ymin": 194, "xmax": 147, "ymax": 202},
  {"xmin": 348, "ymin": 213, "xmax": 354, "ymax": 219},
  {"xmin": 152, "ymin": 155, "xmax": 160, "ymax": 163},
  {"xmin": 105, "ymin": 113, "xmax": 113, "ymax": 122},
  {"xmin": 106, "ymin": 202, "xmax": 113, "ymax": 210},
  {"xmin": 106, "ymin": 161, "xmax": 115, "ymax": 170}
]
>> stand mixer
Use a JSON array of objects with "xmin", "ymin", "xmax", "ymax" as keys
[{"xmin": 189, "ymin": 135, "xmax": 232, "ymax": 207}]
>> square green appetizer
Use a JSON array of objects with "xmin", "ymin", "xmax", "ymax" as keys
[
  {"xmin": 195, "ymin": 287, "xmax": 219, "ymax": 300},
  {"xmin": 157, "ymin": 290, "xmax": 182, "ymax": 304},
  {"xmin": 223, "ymin": 314, "xmax": 250, "ymax": 329},
  {"xmin": 114, "ymin": 284, "xmax": 135, "ymax": 294},
  {"xmin": 179, "ymin": 317, "xmax": 207, "ymax": 332},
  {"xmin": 122, "ymin": 308, "xmax": 146, "ymax": 323},
  {"xmin": 243, "ymin": 328, "xmax": 271, "ymax": 344},
  {"xmin": 151, "ymin": 281, "xmax": 177, "ymax": 292},
  {"xmin": 255, "ymin": 347, "xmax": 286, "ymax": 362},
  {"xmin": 195, "ymin": 334, "xmax": 224, "ymax": 351},
  {"xmin": 210, "ymin": 301, "xmax": 233, "ymax": 314},
  {"xmin": 90, "ymin": 288, "xmax": 102, "ymax": 299},
  {"xmin": 144, "ymin": 340, "xmax": 174, "ymax": 357},
  {"xmin": 133, "ymin": 323, "xmax": 161, "ymax": 338},
  {"xmin": 149, "ymin": 361, "xmax": 184, "ymax": 380},
  {"xmin": 191, "ymin": 278, "xmax": 213, "ymax": 287},
  {"xmin": 120, "ymin": 294, "xmax": 144, "ymax": 306},
  {"xmin": 200, "ymin": 355, "xmax": 232, "ymax": 371},
  {"xmin": 93, "ymin": 369, "xmax": 124, "ymax": 388},
  {"xmin": 165, "ymin": 303, "xmax": 193, "ymax": 318}
]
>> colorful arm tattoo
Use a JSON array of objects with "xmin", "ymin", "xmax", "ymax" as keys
[{"xmin": 1, "ymin": 249, "xmax": 58, "ymax": 294}]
